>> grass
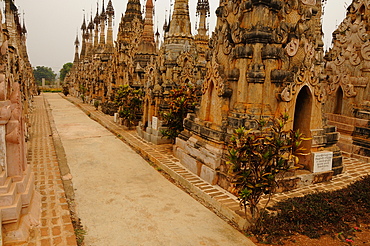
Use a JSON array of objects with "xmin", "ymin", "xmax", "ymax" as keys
[{"xmin": 251, "ymin": 175, "xmax": 370, "ymax": 244}]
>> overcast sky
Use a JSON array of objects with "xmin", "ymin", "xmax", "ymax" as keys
[{"xmin": 14, "ymin": 0, "xmax": 350, "ymax": 73}]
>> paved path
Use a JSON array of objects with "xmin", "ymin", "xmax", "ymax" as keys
[
  {"xmin": 44, "ymin": 93, "xmax": 255, "ymax": 246},
  {"xmin": 24, "ymin": 95, "xmax": 77, "ymax": 246},
  {"xmin": 63, "ymin": 94, "xmax": 370, "ymax": 218}
]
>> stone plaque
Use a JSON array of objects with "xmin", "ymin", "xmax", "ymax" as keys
[
  {"xmin": 114, "ymin": 113, "xmax": 119, "ymax": 123},
  {"xmin": 152, "ymin": 116, "xmax": 158, "ymax": 130},
  {"xmin": 312, "ymin": 151, "xmax": 333, "ymax": 173}
]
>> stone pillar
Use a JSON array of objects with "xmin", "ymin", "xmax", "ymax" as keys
[{"xmin": 41, "ymin": 78, "xmax": 45, "ymax": 87}]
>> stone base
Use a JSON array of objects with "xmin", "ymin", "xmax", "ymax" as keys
[
  {"xmin": 137, "ymin": 125, "xmax": 172, "ymax": 145},
  {"xmin": 175, "ymin": 122, "xmax": 343, "ymax": 191},
  {"xmin": 3, "ymin": 191, "xmax": 41, "ymax": 244},
  {"xmin": 326, "ymin": 112, "xmax": 370, "ymax": 159},
  {"xmin": 0, "ymin": 165, "xmax": 41, "ymax": 244},
  {"xmin": 174, "ymin": 133, "xmax": 224, "ymax": 185},
  {"xmin": 276, "ymin": 170, "xmax": 334, "ymax": 193}
]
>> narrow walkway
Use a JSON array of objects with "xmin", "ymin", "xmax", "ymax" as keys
[
  {"xmin": 25, "ymin": 95, "xmax": 77, "ymax": 246},
  {"xmin": 44, "ymin": 93, "xmax": 255, "ymax": 246},
  {"xmin": 62, "ymin": 93, "xmax": 370, "ymax": 227}
]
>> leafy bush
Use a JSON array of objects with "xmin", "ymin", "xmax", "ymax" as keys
[
  {"xmin": 114, "ymin": 85, "xmax": 143, "ymax": 127},
  {"xmin": 101, "ymin": 101, "xmax": 118, "ymax": 116},
  {"xmin": 160, "ymin": 84, "xmax": 196, "ymax": 141},
  {"xmin": 94, "ymin": 100, "xmax": 100, "ymax": 110},
  {"xmin": 227, "ymin": 113, "xmax": 307, "ymax": 221},
  {"xmin": 252, "ymin": 175, "xmax": 370, "ymax": 244}
]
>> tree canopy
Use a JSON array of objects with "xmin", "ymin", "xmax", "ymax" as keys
[
  {"xmin": 59, "ymin": 62, "xmax": 73, "ymax": 82},
  {"xmin": 33, "ymin": 66, "xmax": 56, "ymax": 85}
]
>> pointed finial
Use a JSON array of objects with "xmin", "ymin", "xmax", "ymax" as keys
[
  {"xmin": 81, "ymin": 10, "xmax": 87, "ymax": 30},
  {"xmin": 22, "ymin": 11, "xmax": 27, "ymax": 34}
]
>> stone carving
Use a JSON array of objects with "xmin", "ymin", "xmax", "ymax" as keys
[
  {"xmin": 202, "ymin": 57, "xmax": 224, "ymax": 95},
  {"xmin": 280, "ymin": 83, "xmax": 296, "ymax": 102},
  {"xmin": 323, "ymin": 0, "xmax": 370, "ymax": 159},
  {"xmin": 173, "ymin": 0, "xmax": 342, "ymax": 191},
  {"xmin": 302, "ymin": 0, "xmax": 316, "ymax": 5},
  {"xmin": 343, "ymin": 83, "xmax": 357, "ymax": 98},
  {"xmin": 361, "ymin": 41, "xmax": 370, "ymax": 60},
  {"xmin": 286, "ymin": 38, "xmax": 299, "ymax": 56}
]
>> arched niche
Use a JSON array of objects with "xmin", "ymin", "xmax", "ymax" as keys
[
  {"xmin": 293, "ymin": 85, "xmax": 313, "ymax": 158},
  {"xmin": 334, "ymin": 86, "xmax": 343, "ymax": 115},
  {"xmin": 205, "ymin": 81, "xmax": 214, "ymax": 122}
]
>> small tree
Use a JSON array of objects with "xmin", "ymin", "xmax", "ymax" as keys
[
  {"xmin": 161, "ymin": 84, "xmax": 196, "ymax": 142},
  {"xmin": 114, "ymin": 85, "xmax": 144, "ymax": 127},
  {"xmin": 227, "ymin": 113, "xmax": 307, "ymax": 223}
]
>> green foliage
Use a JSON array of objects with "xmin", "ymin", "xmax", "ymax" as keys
[
  {"xmin": 62, "ymin": 84, "xmax": 69, "ymax": 96},
  {"xmin": 59, "ymin": 62, "xmax": 73, "ymax": 82},
  {"xmin": 94, "ymin": 100, "xmax": 100, "ymax": 110},
  {"xmin": 39, "ymin": 88, "xmax": 62, "ymax": 93},
  {"xmin": 227, "ymin": 113, "xmax": 305, "ymax": 221},
  {"xmin": 33, "ymin": 66, "xmax": 56, "ymax": 85},
  {"xmin": 101, "ymin": 101, "xmax": 118, "ymax": 116},
  {"xmin": 79, "ymin": 84, "xmax": 86, "ymax": 94},
  {"xmin": 252, "ymin": 175, "xmax": 370, "ymax": 244},
  {"xmin": 160, "ymin": 84, "xmax": 196, "ymax": 141},
  {"xmin": 114, "ymin": 85, "xmax": 144, "ymax": 127}
]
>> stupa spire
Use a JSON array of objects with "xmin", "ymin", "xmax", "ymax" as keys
[
  {"xmin": 124, "ymin": 0, "xmax": 142, "ymax": 22},
  {"xmin": 142, "ymin": 0, "xmax": 155, "ymax": 44},
  {"xmin": 168, "ymin": 0, "xmax": 192, "ymax": 40}
]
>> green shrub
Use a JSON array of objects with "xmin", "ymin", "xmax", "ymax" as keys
[
  {"xmin": 252, "ymin": 175, "xmax": 370, "ymax": 244},
  {"xmin": 160, "ymin": 84, "xmax": 196, "ymax": 142},
  {"xmin": 227, "ymin": 113, "xmax": 307, "ymax": 222}
]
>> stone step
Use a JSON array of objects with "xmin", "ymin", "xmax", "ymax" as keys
[
  {"xmin": 339, "ymin": 133, "xmax": 353, "ymax": 143},
  {"xmin": 0, "ymin": 177, "xmax": 13, "ymax": 194},
  {"xmin": 337, "ymin": 141, "xmax": 355, "ymax": 154},
  {"xmin": 0, "ymin": 170, "xmax": 7, "ymax": 186},
  {"xmin": 20, "ymin": 172, "xmax": 35, "ymax": 210},
  {"xmin": 0, "ymin": 182, "xmax": 17, "ymax": 207},
  {"xmin": 0, "ymin": 194, "xmax": 22, "ymax": 224},
  {"xmin": 328, "ymin": 120, "xmax": 354, "ymax": 135},
  {"xmin": 15, "ymin": 165, "xmax": 31, "ymax": 194}
]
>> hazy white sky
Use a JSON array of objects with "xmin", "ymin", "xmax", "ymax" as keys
[{"xmin": 15, "ymin": 0, "xmax": 350, "ymax": 73}]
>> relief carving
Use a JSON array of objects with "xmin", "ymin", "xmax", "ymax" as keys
[
  {"xmin": 0, "ymin": 102, "xmax": 11, "ymax": 125},
  {"xmin": 301, "ymin": 0, "xmax": 316, "ymax": 5},
  {"xmin": 343, "ymin": 83, "xmax": 357, "ymax": 98},
  {"xmin": 286, "ymin": 38, "xmax": 299, "ymax": 56},
  {"xmin": 231, "ymin": 22, "xmax": 242, "ymax": 44},
  {"xmin": 202, "ymin": 57, "xmax": 228, "ymax": 97},
  {"xmin": 280, "ymin": 83, "xmax": 296, "ymax": 102},
  {"xmin": 349, "ymin": 51, "xmax": 361, "ymax": 66},
  {"xmin": 361, "ymin": 41, "xmax": 370, "ymax": 60}
]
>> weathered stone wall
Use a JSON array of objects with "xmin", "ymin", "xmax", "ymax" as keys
[
  {"xmin": 324, "ymin": 0, "xmax": 370, "ymax": 158},
  {"xmin": 0, "ymin": 0, "xmax": 40, "ymax": 243},
  {"xmin": 174, "ymin": 0, "xmax": 343, "ymax": 191}
]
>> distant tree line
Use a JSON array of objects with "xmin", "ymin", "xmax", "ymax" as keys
[
  {"xmin": 32, "ymin": 62, "xmax": 73, "ymax": 86},
  {"xmin": 33, "ymin": 66, "xmax": 56, "ymax": 86}
]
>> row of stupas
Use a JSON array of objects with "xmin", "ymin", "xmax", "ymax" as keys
[
  {"xmin": 67, "ymin": 0, "xmax": 211, "ymax": 144},
  {"xmin": 67, "ymin": 0, "xmax": 370, "ymax": 193},
  {"xmin": 0, "ymin": 0, "xmax": 39, "ymax": 244}
]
